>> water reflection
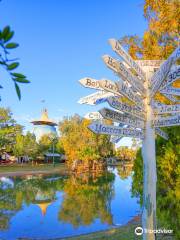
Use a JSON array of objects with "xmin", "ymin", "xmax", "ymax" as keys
[
  {"xmin": 59, "ymin": 173, "xmax": 115, "ymax": 227},
  {"xmin": 0, "ymin": 165, "xmax": 140, "ymax": 239}
]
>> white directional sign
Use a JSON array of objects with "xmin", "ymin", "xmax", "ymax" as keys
[
  {"xmin": 88, "ymin": 122, "xmax": 144, "ymax": 139},
  {"xmin": 150, "ymin": 46, "xmax": 180, "ymax": 97},
  {"xmin": 117, "ymin": 81, "xmax": 145, "ymax": 110},
  {"xmin": 79, "ymin": 77, "xmax": 103, "ymax": 90},
  {"xmin": 78, "ymin": 90, "xmax": 114, "ymax": 105},
  {"xmin": 99, "ymin": 79, "xmax": 121, "ymax": 95},
  {"xmin": 154, "ymin": 114, "xmax": 180, "ymax": 127},
  {"xmin": 107, "ymin": 96, "xmax": 145, "ymax": 120},
  {"xmin": 110, "ymin": 135, "xmax": 123, "ymax": 144},
  {"xmin": 109, "ymin": 39, "xmax": 145, "ymax": 81},
  {"xmin": 163, "ymin": 93, "xmax": 180, "ymax": 103},
  {"xmin": 155, "ymin": 128, "xmax": 169, "ymax": 140},
  {"xmin": 99, "ymin": 108, "xmax": 144, "ymax": 129},
  {"xmin": 153, "ymin": 103, "xmax": 180, "ymax": 115},
  {"xmin": 162, "ymin": 65, "xmax": 180, "ymax": 87},
  {"xmin": 102, "ymin": 55, "xmax": 145, "ymax": 95},
  {"xmin": 160, "ymin": 86, "xmax": 180, "ymax": 96},
  {"xmin": 100, "ymin": 79, "xmax": 144, "ymax": 110},
  {"xmin": 84, "ymin": 112, "xmax": 103, "ymax": 120}
]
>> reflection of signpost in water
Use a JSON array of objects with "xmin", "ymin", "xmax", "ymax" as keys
[{"xmin": 78, "ymin": 38, "xmax": 180, "ymax": 240}]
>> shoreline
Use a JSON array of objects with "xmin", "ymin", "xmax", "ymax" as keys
[{"xmin": 0, "ymin": 163, "xmax": 68, "ymax": 177}]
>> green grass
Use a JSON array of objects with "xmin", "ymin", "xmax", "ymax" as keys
[
  {"xmin": 0, "ymin": 163, "xmax": 67, "ymax": 175},
  {"xmin": 60, "ymin": 223, "xmax": 142, "ymax": 240},
  {"xmin": 63, "ymin": 224, "xmax": 174, "ymax": 240}
]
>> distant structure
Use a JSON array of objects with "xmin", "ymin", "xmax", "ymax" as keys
[
  {"xmin": 31, "ymin": 109, "xmax": 57, "ymax": 141},
  {"xmin": 33, "ymin": 190, "xmax": 54, "ymax": 216}
]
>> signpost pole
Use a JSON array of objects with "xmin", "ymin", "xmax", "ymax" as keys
[{"xmin": 142, "ymin": 69, "xmax": 156, "ymax": 240}]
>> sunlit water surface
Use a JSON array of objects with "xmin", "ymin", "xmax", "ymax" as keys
[{"xmin": 0, "ymin": 166, "xmax": 140, "ymax": 239}]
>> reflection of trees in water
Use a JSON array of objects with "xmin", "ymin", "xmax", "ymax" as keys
[
  {"xmin": 117, "ymin": 163, "xmax": 133, "ymax": 180},
  {"xmin": 0, "ymin": 175, "xmax": 65, "ymax": 230},
  {"xmin": 0, "ymin": 172, "xmax": 115, "ymax": 231},
  {"xmin": 59, "ymin": 172, "xmax": 115, "ymax": 227},
  {"xmin": 132, "ymin": 127, "xmax": 180, "ymax": 239}
]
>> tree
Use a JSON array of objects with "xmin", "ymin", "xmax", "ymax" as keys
[
  {"xmin": 132, "ymin": 127, "xmax": 180, "ymax": 239},
  {"xmin": 14, "ymin": 132, "xmax": 39, "ymax": 160},
  {"xmin": 120, "ymin": 0, "xmax": 180, "ymax": 103},
  {"xmin": 0, "ymin": 26, "xmax": 29, "ymax": 100},
  {"xmin": 38, "ymin": 133, "xmax": 63, "ymax": 155},
  {"xmin": 59, "ymin": 115, "xmax": 113, "ymax": 169},
  {"xmin": 0, "ymin": 107, "xmax": 22, "ymax": 154}
]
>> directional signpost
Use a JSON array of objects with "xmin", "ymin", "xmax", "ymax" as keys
[
  {"xmin": 99, "ymin": 107, "xmax": 144, "ymax": 129},
  {"xmin": 78, "ymin": 38, "xmax": 180, "ymax": 240},
  {"xmin": 88, "ymin": 121, "xmax": 144, "ymax": 139},
  {"xmin": 153, "ymin": 103, "xmax": 180, "ymax": 115},
  {"xmin": 84, "ymin": 112, "xmax": 103, "ymax": 120},
  {"xmin": 78, "ymin": 90, "xmax": 115, "ymax": 105},
  {"xmin": 110, "ymin": 135, "xmax": 123, "ymax": 144},
  {"xmin": 155, "ymin": 128, "xmax": 169, "ymax": 140},
  {"xmin": 107, "ymin": 96, "xmax": 145, "ymax": 120},
  {"xmin": 160, "ymin": 85, "xmax": 180, "ymax": 96}
]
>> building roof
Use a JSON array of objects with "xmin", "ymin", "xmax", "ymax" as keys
[
  {"xmin": 31, "ymin": 109, "xmax": 57, "ymax": 126},
  {"xmin": 44, "ymin": 153, "xmax": 62, "ymax": 157}
]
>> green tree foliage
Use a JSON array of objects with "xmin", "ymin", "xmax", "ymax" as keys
[
  {"xmin": 132, "ymin": 127, "xmax": 180, "ymax": 239},
  {"xmin": 38, "ymin": 134, "xmax": 64, "ymax": 155},
  {"xmin": 59, "ymin": 115, "xmax": 113, "ymax": 168},
  {"xmin": 14, "ymin": 132, "xmax": 39, "ymax": 160},
  {"xmin": 0, "ymin": 26, "xmax": 29, "ymax": 100},
  {"xmin": 0, "ymin": 107, "xmax": 22, "ymax": 153}
]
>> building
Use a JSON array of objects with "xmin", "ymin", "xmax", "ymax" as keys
[{"xmin": 31, "ymin": 109, "xmax": 57, "ymax": 141}]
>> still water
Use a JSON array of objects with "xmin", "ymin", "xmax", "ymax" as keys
[{"xmin": 0, "ymin": 166, "xmax": 140, "ymax": 239}]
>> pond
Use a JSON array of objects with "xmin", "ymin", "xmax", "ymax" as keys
[{"xmin": 0, "ymin": 165, "xmax": 140, "ymax": 239}]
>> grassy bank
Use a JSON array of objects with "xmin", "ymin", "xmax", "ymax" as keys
[
  {"xmin": 61, "ymin": 222, "xmax": 142, "ymax": 240},
  {"xmin": 0, "ymin": 163, "xmax": 67, "ymax": 176}
]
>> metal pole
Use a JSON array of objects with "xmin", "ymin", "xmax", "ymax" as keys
[
  {"xmin": 142, "ymin": 68, "xmax": 157, "ymax": 240},
  {"xmin": 52, "ymin": 140, "xmax": 55, "ymax": 167}
]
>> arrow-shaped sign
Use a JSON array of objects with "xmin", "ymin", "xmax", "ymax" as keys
[
  {"xmin": 109, "ymin": 39, "xmax": 145, "ymax": 81},
  {"xmin": 79, "ymin": 77, "xmax": 103, "ymax": 90},
  {"xmin": 161, "ymin": 65, "xmax": 180, "ymax": 88},
  {"xmin": 88, "ymin": 122, "xmax": 144, "ymax": 139},
  {"xmin": 110, "ymin": 135, "xmax": 123, "ymax": 143},
  {"xmin": 160, "ymin": 86, "xmax": 180, "ymax": 96},
  {"xmin": 155, "ymin": 128, "xmax": 169, "ymax": 140},
  {"xmin": 78, "ymin": 90, "xmax": 114, "ymax": 105},
  {"xmin": 102, "ymin": 55, "xmax": 145, "ymax": 95},
  {"xmin": 100, "ymin": 79, "xmax": 144, "ymax": 110},
  {"xmin": 107, "ymin": 96, "xmax": 145, "ymax": 120},
  {"xmin": 117, "ymin": 81, "xmax": 145, "ymax": 110},
  {"xmin": 84, "ymin": 112, "xmax": 103, "ymax": 120},
  {"xmin": 99, "ymin": 108, "xmax": 144, "ymax": 129},
  {"xmin": 99, "ymin": 79, "xmax": 121, "ymax": 95},
  {"xmin": 163, "ymin": 93, "xmax": 180, "ymax": 103},
  {"xmin": 153, "ymin": 103, "xmax": 180, "ymax": 115},
  {"xmin": 154, "ymin": 114, "xmax": 180, "ymax": 127},
  {"xmin": 150, "ymin": 46, "xmax": 180, "ymax": 97}
]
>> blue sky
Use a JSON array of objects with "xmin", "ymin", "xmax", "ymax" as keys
[{"xmin": 0, "ymin": 0, "xmax": 147, "ymax": 145}]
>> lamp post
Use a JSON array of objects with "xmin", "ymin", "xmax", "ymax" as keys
[
  {"xmin": 49, "ymin": 134, "xmax": 56, "ymax": 167},
  {"xmin": 52, "ymin": 138, "xmax": 55, "ymax": 167}
]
